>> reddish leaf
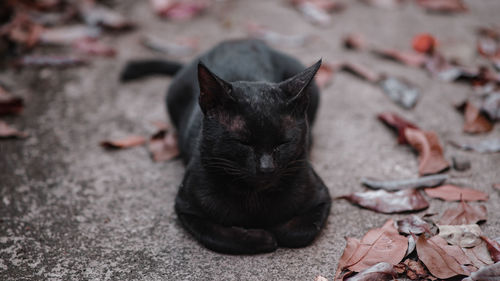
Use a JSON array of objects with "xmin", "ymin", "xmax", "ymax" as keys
[
  {"xmin": 416, "ymin": 234, "xmax": 468, "ymax": 279},
  {"xmin": 372, "ymin": 48, "xmax": 428, "ymax": 67},
  {"xmin": 315, "ymin": 63, "xmax": 334, "ymax": 89},
  {"xmin": 148, "ymin": 127, "xmax": 179, "ymax": 162},
  {"xmin": 100, "ymin": 135, "xmax": 146, "ymax": 149},
  {"xmin": 439, "ymin": 200, "xmax": 487, "ymax": 225},
  {"xmin": 463, "ymin": 241, "xmax": 494, "ymax": 269},
  {"xmin": 494, "ymin": 183, "xmax": 500, "ymax": 191},
  {"xmin": 424, "ymin": 185, "xmax": 488, "ymax": 202},
  {"xmin": 395, "ymin": 259, "xmax": 430, "ymax": 280},
  {"xmin": 0, "ymin": 86, "xmax": 24, "ymax": 116},
  {"xmin": 416, "ymin": 0, "xmax": 467, "ymax": 13},
  {"xmin": 73, "ymin": 38, "xmax": 116, "ymax": 57},
  {"xmin": 396, "ymin": 215, "xmax": 430, "ymax": 235},
  {"xmin": 151, "ymin": 0, "xmax": 211, "ymax": 21},
  {"xmin": 342, "ymin": 220, "xmax": 408, "ymax": 273},
  {"xmin": 377, "ymin": 112, "xmax": 419, "ymax": 145},
  {"xmin": 337, "ymin": 189, "xmax": 429, "ymax": 214},
  {"xmin": 16, "ymin": 55, "xmax": 87, "ymax": 67},
  {"xmin": 481, "ymin": 236, "xmax": 500, "ymax": 262},
  {"xmin": 0, "ymin": 120, "xmax": 28, "ymax": 138},
  {"xmin": 335, "ymin": 237, "xmax": 361, "ymax": 280},
  {"xmin": 404, "ymin": 128, "xmax": 450, "ymax": 176},
  {"xmin": 343, "ymin": 33, "xmax": 366, "ymax": 50},
  {"xmin": 412, "ymin": 33, "xmax": 436, "ymax": 54},
  {"xmin": 40, "ymin": 25, "xmax": 100, "ymax": 45},
  {"xmin": 477, "ymin": 36, "xmax": 499, "ymax": 58},
  {"xmin": 456, "ymin": 101, "xmax": 494, "ymax": 134},
  {"xmin": 344, "ymin": 262, "xmax": 396, "ymax": 281},
  {"xmin": 340, "ymin": 62, "xmax": 381, "ymax": 83}
]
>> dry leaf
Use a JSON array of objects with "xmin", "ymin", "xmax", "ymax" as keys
[
  {"xmin": 73, "ymin": 38, "xmax": 116, "ymax": 57},
  {"xmin": 17, "ymin": 55, "xmax": 87, "ymax": 67},
  {"xmin": 438, "ymin": 224, "xmax": 482, "ymax": 248},
  {"xmin": 151, "ymin": 0, "xmax": 211, "ymax": 20},
  {"xmin": 439, "ymin": 200, "xmax": 487, "ymax": 225},
  {"xmin": 343, "ymin": 33, "xmax": 366, "ymax": 50},
  {"xmin": 412, "ymin": 33, "xmax": 436, "ymax": 54},
  {"xmin": 79, "ymin": 2, "xmax": 135, "ymax": 30},
  {"xmin": 362, "ymin": 174, "xmax": 447, "ymax": 191},
  {"xmin": 481, "ymin": 236, "xmax": 500, "ymax": 262},
  {"xmin": 314, "ymin": 276, "xmax": 328, "ymax": 281},
  {"xmin": 481, "ymin": 92, "xmax": 500, "ymax": 121},
  {"xmin": 39, "ymin": 25, "xmax": 100, "ymax": 45},
  {"xmin": 463, "ymin": 241, "xmax": 494, "ymax": 269},
  {"xmin": 149, "ymin": 128, "xmax": 179, "ymax": 162},
  {"xmin": 424, "ymin": 185, "xmax": 488, "ymax": 202},
  {"xmin": 494, "ymin": 183, "xmax": 500, "ymax": 191},
  {"xmin": 377, "ymin": 112, "xmax": 420, "ymax": 144},
  {"xmin": 142, "ymin": 35, "xmax": 198, "ymax": 57},
  {"xmin": 416, "ymin": 0, "xmax": 467, "ymax": 13},
  {"xmin": 457, "ymin": 101, "xmax": 494, "ymax": 134},
  {"xmin": 340, "ymin": 62, "xmax": 381, "ymax": 83},
  {"xmin": 0, "ymin": 86, "xmax": 24, "ymax": 116},
  {"xmin": 397, "ymin": 215, "xmax": 431, "ymax": 235},
  {"xmin": 450, "ymin": 138, "xmax": 500, "ymax": 153},
  {"xmin": 372, "ymin": 48, "xmax": 427, "ymax": 67},
  {"xmin": 335, "ymin": 237, "xmax": 361, "ymax": 280},
  {"xmin": 465, "ymin": 262, "xmax": 500, "ymax": 281},
  {"xmin": 315, "ymin": 63, "xmax": 335, "ymax": 89},
  {"xmin": 344, "ymin": 262, "xmax": 396, "ymax": 281},
  {"xmin": 100, "ymin": 135, "xmax": 146, "ymax": 149},
  {"xmin": 416, "ymin": 234, "xmax": 469, "ymax": 279},
  {"xmin": 343, "ymin": 220, "xmax": 408, "ymax": 273},
  {"xmin": 378, "ymin": 76, "xmax": 420, "ymax": 109},
  {"xmin": 395, "ymin": 258, "xmax": 430, "ymax": 280},
  {"xmin": 404, "ymin": 128, "xmax": 450, "ymax": 176},
  {"xmin": 337, "ymin": 189, "xmax": 429, "ymax": 214},
  {"xmin": 0, "ymin": 120, "xmax": 28, "ymax": 138}
]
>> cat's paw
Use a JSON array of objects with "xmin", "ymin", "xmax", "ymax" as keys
[{"xmin": 232, "ymin": 227, "xmax": 278, "ymax": 254}]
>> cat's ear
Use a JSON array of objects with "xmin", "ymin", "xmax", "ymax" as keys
[
  {"xmin": 279, "ymin": 59, "xmax": 321, "ymax": 115},
  {"xmin": 198, "ymin": 61, "xmax": 234, "ymax": 115}
]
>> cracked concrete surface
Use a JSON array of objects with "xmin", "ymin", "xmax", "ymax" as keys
[{"xmin": 1, "ymin": 0, "xmax": 500, "ymax": 280}]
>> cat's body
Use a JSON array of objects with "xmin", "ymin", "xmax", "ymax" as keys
[{"xmin": 163, "ymin": 39, "xmax": 331, "ymax": 254}]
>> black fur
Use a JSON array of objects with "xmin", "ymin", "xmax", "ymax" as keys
[{"xmin": 164, "ymin": 39, "xmax": 331, "ymax": 254}]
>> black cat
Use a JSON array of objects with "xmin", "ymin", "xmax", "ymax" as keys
[{"xmin": 122, "ymin": 39, "xmax": 331, "ymax": 254}]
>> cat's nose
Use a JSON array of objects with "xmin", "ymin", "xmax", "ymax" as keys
[{"xmin": 259, "ymin": 154, "xmax": 275, "ymax": 173}]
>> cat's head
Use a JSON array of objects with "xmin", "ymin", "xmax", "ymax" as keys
[{"xmin": 198, "ymin": 60, "xmax": 321, "ymax": 190}]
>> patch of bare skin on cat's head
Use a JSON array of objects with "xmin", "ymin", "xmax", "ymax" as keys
[{"xmin": 218, "ymin": 114, "xmax": 246, "ymax": 132}]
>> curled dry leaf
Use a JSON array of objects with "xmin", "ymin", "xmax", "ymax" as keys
[
  {"xmin": 344, "ymin": 262, "xmax": 396, "ymax": 281},
  {"xmin": 450, "ymin": 138, "xmax": 500, "ymax": 153},
  {"xmin": 16, "ymin": 55, "xmax": 87, "ymax": 67},
  {"xmin": 340, "ymin": 62, "xmax": 381, "ymax": 83},
  {"xmin": 406, "ymin": 235, "xmax": 416, "ymax": 257},
  {"xmin": 439, "ymin": 200, "xmax": 487, "ymax": 225},
  {"xmin": 337, "ymin": 189, "xmax": 429, "ymax": 214},
  {"xmin": 396, "ymin": 258, "xmax": 430, "ymax": 280},
  {"xmin": 372, "ymin": 48, "xmax": 427, "ymax": 67},
  {"xmin": 142, "ymin": 35, "xmax": 198, "ymax": 57},
  {"xmin": 335, "ymin": 237, "xmax": 361, "ymax": 280},
  {"xmin": 0, "ymin": 86, "xmax": 24, "ymax": 116},
  {"xmin": 149, "ymin": 127, "xmax": 180, "ymax": 162},
  {"xmin": 378, "ymin": 76, "xmax": 420, "ymax": 109},
  {"xmin": 315, "ymin": 63, "xmax": 335, "ymax": 89},
  {"xmin": 150, "ymin": 0, "xmax": 211, "ymax": 21},
  {"xmin": 466, "ymin": 262, "xmax": 500, "ymax": 281},
  {"xmin": 338, "ymin": 220, "xmax": 407, "ymax": 274},
  {"xmin": 415, "ymin": 0, "xmax": 467, "ymax": 13},
  {"xmin": 362, "ymin": 174, "xmax": 447, "ymax": 191},
  {"xmin": 481, "ymin": 236, "xmax": 500, "ymax": 262},
  {"xmin": 416, "ymin": 234, "xmax": 468, "ymax": 279},
  {"xmin": 438, "ymin": 224, "xmax": 482, "ymax": 248},
  {"xmin": 0, "ymin": 120, "xmax": 28, "ymax": 139},
  {"xmin": 377, "ymin": 112, "xmax": 419, "ymax": 144},
  {"xmin": 456, "ymin": 101, "xmax": 494, "ymax": 134},
  {"xmin": 73, "ymin": 38, "xmax": 116, "ymax": 57},
  {"xmin": 246, "ymin": 23, "xmax": 312, "ymax": 48},
  {"xmin": 397, "ymin": 215, "xmax": 431, "ymax": 235},
  {"xmin": 424, "ymin": 185, "xmax": 488, "ymax": 202},
  {"xmin": 412, "ymin": 33, "xmax": 436, "ymax": 54},
  {"xmin": 100, "ymin": 135, "xmax": 146, "ymax": 149},
  {"xmin": 404, "ymin": 128, "xmax": 450, "ymax": 176}
]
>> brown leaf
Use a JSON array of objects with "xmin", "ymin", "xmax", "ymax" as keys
[
  {"xmin": 337, "ymin": 189, "xmax": 429, "ymax": 214},
  {"xmin": 148, "ymin": 128, "xmax": 179, "ymax": 162},
  {"xmin": 39, "ymin": 25, "xmax": 100, "ymax": 45},
  {"xmin": 100, "ymin": 135, "xmax": 146, "ymax": 149},
  {"xmin": 315, "ymin": 63, "xmax": 335, "ymax": 89},
  {"xmin": 424, "ymin": 185, "xmax": 488, "ymax": 202},
  {"xmin": 340, "ymin": 62, "xmax": 381, "ymax": 83},
  {"xmin": 481, "ymin": 236, "xmax": 500, "ymax": 262},
  {"xmin": 404, "ymin": 128, "xmax": 450, "ymax": 176},
  {"xmin": 396, "ymin": 258, "xmax": 430, "ymax": 280},
  {"xmin": 0, "ymin": 120, "xmax": 28, "ymax": 138},
  {"xmin": 416, "ymin": 234, "xmax": 469, "ymax": 279},
  {"xmin": 416, "ymin": 0, "xmax": 467, "ymax": 13},
  {"xmin": 344, "ymin": 262, "xmax": 396, "ymax": 281},
  {"xmin": 314, "ymin": 276, "xmax": 328, "ymax": 281},
  {"xmin": 467, "ymin": 262, "xmax": 500, "ymax": 281},
  {"xmin": 343, "ymin": 220, "xmax": 408, "ymax": 273},
  {"xmin": 494, "ymin": 183, "xmax": 500, "ymax": 191},
  {"xmin": 377, "ymin": 112, "xmax": 420, "ymax": 144},
  {"xmin": 439, "ymin": 200, "xmax": 487, "ymax": 225},
  {"xmin": 396, "ymin": 215, "xmax": 431, "ymax": 235},
  {"xmin": 463, "ymin": 241, "xmax": 494, "ymax": 269},
  {"xmin": 0, "ymin": 85, "xmax": 24, "ymax": 116},
  {"xmin": 16, "ymin": 55, "xmax": 87, "ymax": 67},
  {"xmin": 73, "ymin": 38, "xmax": 116, "ymax": 57},
  {"xmin": 456, "ymin": 101, "xmax": 494, "ymax": 134},
  {"xmin": 412, "ymin": 33, "xmax": 437, "ymax": 54},
  {"xmin": 335, "ymin": 237, "xmax": 361, "ymax": 280},
  {"xmin": 372, "ymin": 48, "xmax": 428, "ymax": 67},
  {"xmin": 438, "ymin": 224, "xmax": 482, "ymax": 248},
  {"xmin": 343, "ymin": 33, "xmax": 366, "ymax": 50},
  {"xmin": 151, "ymin": 0, "xmax": 211, "ymax": 21}
]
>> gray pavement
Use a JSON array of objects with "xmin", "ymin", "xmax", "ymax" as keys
[{"xmin": 1, "ymin": 0, "xmax": 499, "ymax": 280}]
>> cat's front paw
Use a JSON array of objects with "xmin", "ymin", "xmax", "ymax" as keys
[{"xmin": 232, "ymin": 227, "xmax": 278, "ymax": 254}]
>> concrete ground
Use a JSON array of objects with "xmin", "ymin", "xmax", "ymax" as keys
[{"xmin": 1, "ymin": 0, "xmax": 499, "ymax": 280}]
